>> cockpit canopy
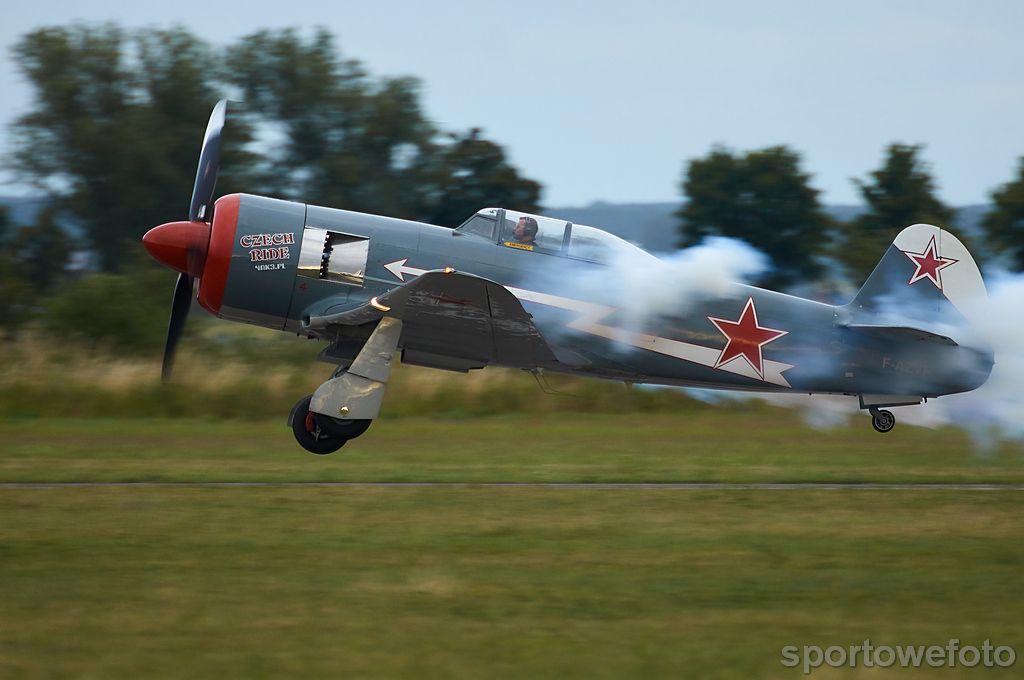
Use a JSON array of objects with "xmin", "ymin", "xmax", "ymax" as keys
[{"xmin": 455, "ymin": 208, "xmax": 657, "ymax": 264}]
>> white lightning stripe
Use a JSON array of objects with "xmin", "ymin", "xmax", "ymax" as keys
[
  {"xmin": 509, "ymin": 287, "xmax": 792, "ymax": 387},
  {"xmin": 382, "ymin": 261, "xmax": 793, "ymax": 386}
]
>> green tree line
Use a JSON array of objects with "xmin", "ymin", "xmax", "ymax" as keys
[
  {"xmin": 4, "ymin": 23, "xmax": 1024, "ymax": 349},
  {"xmin": 677, "ymin": 143, "xmax": 1024, "ymax": 287},
  {"xmin": 5, "ymin": 24, "xmax": 542, "ymax": 273},
  {"xmin": 1, "ymin": 24, "xmax": 543, "ymax": 345}
]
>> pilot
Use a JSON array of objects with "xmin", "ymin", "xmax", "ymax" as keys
[{"xmin": 512, "ymin": 216, "xmax": 539, "ymax": 246}]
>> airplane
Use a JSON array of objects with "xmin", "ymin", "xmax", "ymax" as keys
[{"xmin": 143, "ymin": 101, "xmax": 994, "ymax": 453}]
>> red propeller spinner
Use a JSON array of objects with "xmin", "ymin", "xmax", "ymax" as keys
[
  {"xmin": 142, "ymin": 220, "xmax": 210, "ymax": 277},
  {"xmin": 143, "ymin": 194, "xmax": 238, "ymax": 316}
]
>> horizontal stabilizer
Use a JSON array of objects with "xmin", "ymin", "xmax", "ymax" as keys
[{"xmin": 844, "ymin": 324, "xmax": 957, "ymax": 346}]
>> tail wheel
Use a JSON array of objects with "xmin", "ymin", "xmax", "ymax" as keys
[
  {"xmin": 870, "ymin": 408, "xmax": 896, "ymax": 434},
  {"xmin": 289, "ymin": 395, "xmax": 345, "ymax": 455}
]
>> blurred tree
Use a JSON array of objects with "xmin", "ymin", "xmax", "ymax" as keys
[
  {"xmin": 8, "ymin": 25, "xmax": 254, "ymax": 272},
  {"xmin": 678, "ymin": 145, "xmax": 830, "ymax": 288},
  {"xmin": 0, "ymin": 205, "xmax": 71, "ymax": 334},
  {"xmin": 0, "ymin": 207, "xmax": 30, "ymax": 334},
  {"xmin": 981, "ymin": 158, "xmax": 1024, "ymax": 270},
  {"xmin": 8, "ymin": 207, "xmax": 71, "ymax": 294},
  {"xmin": 0, "ymin": 252, "xmax": 32, "ymax": 335},
  {"xmin": 9, "ymin": 22, "xmax": 541, "ymax": 283},
  {"xmin": 227, "ymin": 28, "xmax": 541, "ymax": 224},
  {"xmin": 838, "ymin": 144, "xmax": 954, "ymax": 283},
  {"xmin": 227, "ymin": 28, "xmax": 436, "ymax": 215},
  {"xmin": 41, "ymin": 255, "xmax": 170, "ymax": 352},
  {"xmin": 420, "ymin": 129, "xmax": 542, "ymax": 227}
]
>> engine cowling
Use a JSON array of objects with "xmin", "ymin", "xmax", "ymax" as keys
[{"xmin": 143, "ymin": 193, "xmax": 308, "ymax": 330}]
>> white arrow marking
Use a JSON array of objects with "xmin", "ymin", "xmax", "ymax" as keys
[
  {"xmin": 384, "ymin": 259, "xmax": 428, "ymax": 282},
  {"xmin": 382, "ymin": 260, "xmax": 792, "ymax": 386}
]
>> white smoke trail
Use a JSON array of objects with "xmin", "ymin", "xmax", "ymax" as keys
[
  {"xmin": 917, "ymin": 272, "xmax": 1024, "ymax": 442},
  {"xmin": 680, "ymin": 270, "xmax": 1024, "ymax": 444},
  {"xmin": 609, "ymin": 237, "xmax": 769, "ymax": 330},
  {"xmin": 536, "ymin": 236, "xmax": 769, "ymax": 336},
  {"xmin": 545, "ymin": 233, "xmax": 1024, "ymax": 444}
]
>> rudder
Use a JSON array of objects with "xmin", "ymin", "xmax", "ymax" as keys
[{"xmin": 847, "ymin": 224, "xmax": 987, "ymax": 330}]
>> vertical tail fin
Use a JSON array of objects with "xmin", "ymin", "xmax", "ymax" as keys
[{"xmin": 847, "ymin": 224, "xmax": 987, "ymax": 333}]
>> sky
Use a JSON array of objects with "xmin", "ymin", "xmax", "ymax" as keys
[{"xmin": 1, "ymin": 0, "xmax": 1022, "ymax": 208}]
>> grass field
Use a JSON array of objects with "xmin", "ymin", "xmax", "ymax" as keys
[
  {"xmin": 1, "ymin": 411, "xmax": 1023, "ymax": 484},
  {"xmin": 2, "ymin": 412, "xmax": 1023, "ymax": 678}
]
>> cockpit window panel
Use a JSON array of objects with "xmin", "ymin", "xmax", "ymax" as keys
[
  {"xmin": 455, "ymin": 207, "xmax": 658, "ymax": 265},
  {"xmin": 500, "ymin": 210, "xmax": 570, "ymax": 253},
  {"xmin": 567, "ymin": 224, "xmax": 658, "ymax": 265},
  {"xmin": 456, "ymin": 214, "xmax": 497, "ymax": 240}
]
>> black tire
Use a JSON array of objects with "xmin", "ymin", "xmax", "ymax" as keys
[
  {"xmin": 871, "ymin": 409, "xmax": 896, "ymax": 434},
  {"xmin": 289, "ymin": 395, "xmax": 346, "ymax": 455},
  {"xmin": 317, "ymin": 416, "xmax": 373, "ymax": 441}
]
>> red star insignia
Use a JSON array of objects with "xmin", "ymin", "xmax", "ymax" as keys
[
  {"xmin": 707, "ymin": 298, "xmax": 788, "ymax": 380},
  {"xmin": 900, "ymin": 235, "xmax": 957, "ymax": 290}
]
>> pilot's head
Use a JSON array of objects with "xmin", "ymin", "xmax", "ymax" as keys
[{"xmin": 514, "ymin": 216, "xmax": 539, "ymax": 243}]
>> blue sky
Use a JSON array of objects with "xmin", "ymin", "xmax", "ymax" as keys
[{"xmin": 2, "ymin": 0, "xmax": 1022, "ymax": 207}]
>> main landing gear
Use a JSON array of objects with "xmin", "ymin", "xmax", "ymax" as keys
[
  {"xmin": 289, "ymin": 394, "xmax": 372, "ymax": 454},
  {"xmin": 287, "ymin": 317, "xmax": 403, "ymax": 454},
  {"xmin": 869, "ymin": 407, "xmax": 896, "ymax": 434}
]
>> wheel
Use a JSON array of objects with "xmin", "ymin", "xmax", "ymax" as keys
[
  {"xmin": 289, "ymin": 395, "xmax": 346, "ymax": 454},
  {"xmin": 870, "ymin": 408, "xmax": 896, "ymax": 433},
  {"xmin": 317, "ymin": 416, "xmax": 373, "ymax": 441}
]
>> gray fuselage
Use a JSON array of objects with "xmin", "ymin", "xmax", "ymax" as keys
[{"xmin": 218, "ymin": 195, "xmax": 992, "ymax": 400}]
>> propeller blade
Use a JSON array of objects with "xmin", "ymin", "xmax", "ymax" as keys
[
  {"xmin": 162, "ymin": 272, "xmax": 193, "ymax": 382},
  {"xmin": 187, "ymin": 99, "xmax": 228, "ymax": 222}
]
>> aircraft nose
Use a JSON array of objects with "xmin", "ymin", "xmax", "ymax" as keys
[{"xmin": 142, "ymin": 221, "xmax": 211, "ymax": 277}]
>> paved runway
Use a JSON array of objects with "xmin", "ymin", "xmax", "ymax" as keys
[{"xmin": 1, "ymin": 482, "xmax": 1022, "ymax": 490}]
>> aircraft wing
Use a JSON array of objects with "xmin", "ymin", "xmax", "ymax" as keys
[{"xmin": 305, "ymin": 271, "xmax": 558, "ymax": 370}]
